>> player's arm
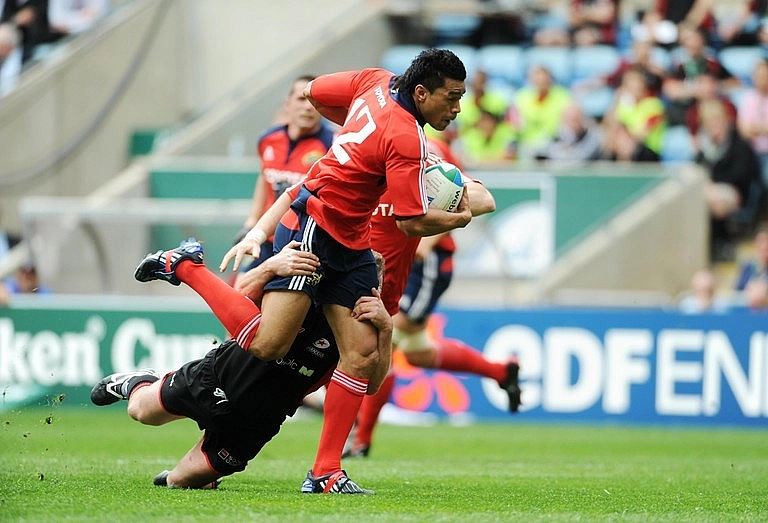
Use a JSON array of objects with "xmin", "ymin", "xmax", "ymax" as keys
[
  {"xmin": 396, "ymin": 190, "xmax": 472, "ymax": 237},
  {"xmin": 245, "ymin": 173, "xmax": 270, "ymax": 229},
  {"xmin": 466, "ymin": 179, "xmax": 496, "ymax": 217},
  {"xmin": 351, "ymin": 288, "xmax": 393, "ymax": 393},
  {"xmin": 414, "ymin": 233, "xmax": 446, "ymax": 262},
  {"xmin": 394, "ymin": 178, "xmax": 493, "ymax": 237},
  {"xmin": 220, "ymin": 185, "xmax": 296, "ymax": 272},
  {"xmin": 236, "ymin": 240, "xmax": 320, "ymax": 305},
  {"xmin": 303, "ymin": 71, "xmax": 362, "ymax": 126}
]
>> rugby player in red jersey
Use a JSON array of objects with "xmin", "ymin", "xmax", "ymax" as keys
[{"xmin": 219, "ymin": 49, "xmax": 471, "ymax": 494}]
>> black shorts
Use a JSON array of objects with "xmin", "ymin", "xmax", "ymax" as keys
[
  {"xmin": 240, "ymin": 240, "xmax": 275, "ymax": 273},
  {"xmin": 266, "ymin": 185, "xmax": 378, "ymax": 308},
  {"xmin": 399, "ymin": 248, "xmax": 453, "ymax": 324},
  {"xmin": 159, "ymin": 347, "xmax": 282, "ymax": 476}
]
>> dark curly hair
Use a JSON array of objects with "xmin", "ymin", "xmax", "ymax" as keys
[{"xmin": 394, "ymin": 48, "xmax": 466, "ymax": 94}]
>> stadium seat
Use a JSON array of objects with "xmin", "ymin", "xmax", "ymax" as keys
[
  {"xmin": 621, "ymin": 45, "xmax": 671, "ymax": 71},
  {"xmin": 380, "ymin": 45, "xmax": 427, "ymax": 74},
  {"xmin": 649, "ymin": 46, "xmax": 672, "ymax": 70},
  {"xmin": 727, "ymin": 85, "xmax": 749, "ymax": 108},
  {"xmin": 660, "ymin": 125, "xmax": 695, "ymax": 163},
  {"xmin": 430, "ymin": 13, "xmax": 481, "ymax": 45},
  {"xmin": 477, "ymin": 45, "xmax": 526, "ymax": 87},
  {"xmin": 719, "ymin": 46, "xmax": 767, "ymax": 86},
  {"xmin": 578, "ymin": 86, "xmax": 615, "ymax": 119},
  {"xmin": 524, "ymin": 46, "xmax": 571, "ymax": 86},
  {"xmin": 571, "ymin": 45, "xmax": 621, "ymax": 84}
]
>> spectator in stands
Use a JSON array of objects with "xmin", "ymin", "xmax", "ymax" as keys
[
  {"xmin": 0, "ymin": 22, "xmax": 22, "ymax": 96},
  {"xmin": 0, "ymin": 262, "xmax": 51, "ymax": 306},
  {"xmin": 1, "ymin": 0, "xmax": 48, "ymax": 62},
  {"xmin": 679, "ymin": 268, "xmax": 730, "ymax": 313},
  {"xmin": 718, "ymin": 0, "xmax": 768, "ymax": 47},
  {"xmin": 697, "ymin": 99, "xmax": 764, "ymax": 260},
  {"xmin": 533, "ymin": 0, "xmax": 620, "ymax": 46},
  {"xmin": 685, "ymin": 71, "xmax": 738, "ymax": 139},
  {"xmin": 509, "ymin": 65, "xmax": 572, "ymax": 159},
  {"xmin": 571, "ymin": 36, "xmax": 666, "ymax": 104},
  {"xmin": 46, "ymin": 0, "xmax": 109, "ymax": 41},
  {"xmin": 735, "ymin": 227, "xmax": 768, "ymax": 309},
  {"xmin": 604, "ymin": 36, "xmax": 666, "ymax": 94},
  {"xmin": 534, "ymin": 103, "xmax": 602, "ymax": 163},
  {"xmin": 455, "ymin": 107, "xmax": 516, "ymax": 164},
  {"xmin": 737, "ymin": 59, "xmax": 768, "ymax": 186},
  {"xmin": 601, "ymin": 66, "xmax": 666, "ymax": 162},
  {"xmin": 663, "ymin": 23, "xmax": 740, "ymax": 126},
  {"xmin": 531, "ymin": 1, "xmax": 571, "ymax": 46},
  {"xmin": 455, "ymin": 69, "xmax": 509, "ymax": 135},
  {"xmin": 631, "ymin": 0, "xmax": 716, "ymax": 47}
]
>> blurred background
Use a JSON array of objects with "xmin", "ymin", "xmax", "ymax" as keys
[{"xmin": 1, "ymin": 0, "xmax": 767, "ymax": 427}]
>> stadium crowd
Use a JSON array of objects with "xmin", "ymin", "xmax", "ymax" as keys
[
  {"xmin": 383, "ymin": 0, "xmax": 768, "ymax": 261},
  {"xmin": 0, "ymin": 0, "xmax": 110, "ymax": 97}
]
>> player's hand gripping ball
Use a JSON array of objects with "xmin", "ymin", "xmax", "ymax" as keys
[{"xmin": 424, "ymin": 162, "xmax": 465, "ymax": 212}]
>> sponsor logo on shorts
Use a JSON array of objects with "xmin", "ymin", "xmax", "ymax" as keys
[
  {"xmin": 313, "ymin": 338, "xmax": 330, "ymax": 349},
  {"xmin": 213, "ymin": 387, "xmax": 228, "ymax": 404},
  {"xmin": 276, "ymin": 357, "xmax": 298, "ymax": 369},
  {"xmin": 306, "ymin": 272, "xmax": 322, "ymax": 287},
  {"xmin": 217, "ymin": 448, "xmax": 244, "ymax": 467},
  {"xmin": 168, "ymin": 373, "xmax": 176, "ymax": 388},
  {"xmin": 305, "ymin": 338, "xmax": 330, "ymax": 358},
  {"xmin": 305, "ymin": 346, "xmax": 325, "ymax": 358}
]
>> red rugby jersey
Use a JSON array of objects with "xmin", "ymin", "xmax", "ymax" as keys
[
  {"xmin": 304, "ymin": 68, "xmax": 429, "ymax": 250},
  {"xmin": 257, "ymin": 124, "xmax": 334, "ymax": 209},
  {"xmin": 371, "ymin": 145, "xmax": 465, "ymax": 315}
]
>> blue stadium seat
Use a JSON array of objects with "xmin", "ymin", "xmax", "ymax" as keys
[
  {"xmin": 524, "ymin": 46, "xmax": 571, "ymax": 86},
  {"xmin": 650, "ymin": 46, "xmax": 672, "ymax": 70},
  {"xmin": 431, "ymin": 13, "xmax": 481, "ymax": 45},
  {"xmin": 727, "ymin": 85, "xmax": 749, "ymax": 108},
  {"xmin": 380, "ymin": 45, "xmax": 427, "ymax": 74},
  {"xmin": 660, "ymin": 125, "xmax": 695, "ymax": 163},
  {"xmin": 571, "ymin": 46, "xmax": 621, "ymax": 84},
  {"xmin": 477, "ymin": 45, "xmax": 526, "ymax": 87},
  {"xmin": 719, "ymin": 46, "xmax": 767, "ymax": 86},
  {"xmin": 578, "ymin": 86, "xmax": 615, "ymax": 118}
]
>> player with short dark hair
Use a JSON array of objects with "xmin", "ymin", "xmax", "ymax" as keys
[
  {"xmin": 219, "ymin": 48, "xmax": 472, "ymax": 493},
  {"xmin": 91, "ymin": 240, "xmax": 389, "ymax": 492}
]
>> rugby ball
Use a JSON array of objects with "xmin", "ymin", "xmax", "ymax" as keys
[{"xmin": 424, "ymin": 162, "xmax": 464, "ymax": 212}]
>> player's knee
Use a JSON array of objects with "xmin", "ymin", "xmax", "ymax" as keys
[
  {"xmin": 345, "ymin": 346, "xmax": 380, "ymax": 377},
  {"xmin": 127, "ymin": 399, "xmax": 156, "ymax": 425},
  {"xmin": 246, "ymin": 337, "xmax": 290, "ymax": 361}
]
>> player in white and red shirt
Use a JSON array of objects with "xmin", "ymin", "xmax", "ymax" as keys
[{"xmin": 219, "ymin": 49, "xmax": 471, "ymax": 494}]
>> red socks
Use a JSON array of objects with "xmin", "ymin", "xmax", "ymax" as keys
[
  {"xmin": 353, "ymin": 373, "xmax": 396, "ymax": 450},
  {"xmin": 176, "ymin": 262, "xmax": 262, "ymax": 349},
  {"xmin": 312, "ymin": 369, "xmax": 368, "ymax": 476},
  {"xmin": 434, "ymin": 338, "xmax": 507, "ymax": 384}
]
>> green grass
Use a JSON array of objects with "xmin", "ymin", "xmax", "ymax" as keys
[{"xmin": 1, "ymin": 406, "xmax": 766, "ymax": 522}]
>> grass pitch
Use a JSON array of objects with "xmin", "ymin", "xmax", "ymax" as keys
[{"xmin": 1, "ymin": 405, "xmax": 766, "ymax": 522}]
